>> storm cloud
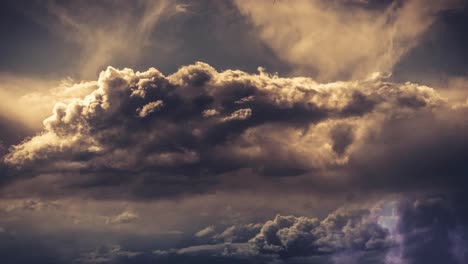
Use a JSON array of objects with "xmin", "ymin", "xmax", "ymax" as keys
[
  {"xmin": 3, "ymin": 62, "xmax": 464, "ymax": 199},
  {"xmin": 2, "ymin": 1, "xmax": 468, "ymax": 263}
]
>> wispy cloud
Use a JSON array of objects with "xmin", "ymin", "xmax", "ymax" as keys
[
  {"xmin": 43, "ymin": 0, "xmax": 183, "ymax": 78},
  {"xmin": 235, "ymin": 0, "xmax": 464, "ymax": 80}
]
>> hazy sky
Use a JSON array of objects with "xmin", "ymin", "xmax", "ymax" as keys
[{"xmin": 1, "ymin": 1, "xmax": 468, "ymax": 264}]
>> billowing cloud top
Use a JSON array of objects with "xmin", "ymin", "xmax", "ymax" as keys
[{"xmin": 4, "ymin": 62, "xmax": 466, "ymax": 200}]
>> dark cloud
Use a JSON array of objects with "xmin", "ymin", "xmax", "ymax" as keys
[
  {"xmin": 393, "ymin": 4, "xmax": 468, "ymax": 86},
  {"xmin": 120, "ymin": 197, "xmax": 467, "ymax": 263},
  {"xmin": 396, "ymin": 195, "xmax": 468, "ymax": 264},
  {"xmin": 329, "ymin": 123, "xmax": 355, "ymax": 156},
  {"xmin": 143, "ymin": 203, "xmax": 394, "ymax": 263},
  {"xmin": 1, "ymin": 62, "xmax": 453, "ymax": 199},
  {"xmin": 0, "ymin": 196, "xmax": 465, "ymax": 264},
  {"xmin": 249, "ymin": 208, "xmax": 391, "ymax": 258},
  {"xmin": 1, "ymin": 62, "xmax": 467, "ymax": 264},
  {"xmin": 345, "ymin": 108, "xmax": 468, "ymax": 194}
]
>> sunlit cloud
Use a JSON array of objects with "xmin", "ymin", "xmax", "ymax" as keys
[{"xmin": 235, "ymin": 0, "xmax": 463, "ymax": 80}]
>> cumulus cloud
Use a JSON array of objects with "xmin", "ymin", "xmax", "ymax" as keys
[
  {"xmin": 0, "ymin": 74, "xmax": 97, "ymax": 140},
  {"xmin": 151, "ymin": 203, "xmax": 394, "ymax": 262},
  {"xmin": 235, "ymin": 0, "xmax": 464, "ymax": 80},
  {"xmin": 144, "ymin": 197, "xmax": 467, "ymax": 263},
  {"xmin": 3, "ymin": 62, "xmax": 467, "ymax": 199},
  {"xmin": 249, "ymin": 207, "xmax": 391, "ymax": 257},
  {"xmin": 0, "ymin": 195, "xmax": 464, "ymax": 264}
]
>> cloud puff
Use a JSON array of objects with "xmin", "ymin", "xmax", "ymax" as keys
[
  {"xmin": 3, "ymin": 62, "xmax": 465, "ymax": 199},
  {"xmin": 0, "ymin": 74, "xmax": 97, "ymax": 141}
]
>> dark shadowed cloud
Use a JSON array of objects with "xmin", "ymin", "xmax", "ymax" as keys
[{"xmin": 3, "ymin": 62, "xmax": 466, "ymax": 200}]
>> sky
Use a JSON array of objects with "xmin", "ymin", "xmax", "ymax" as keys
[{"xmin": 1, "ymin": 0, "xmax": 468, "ymax": 263}]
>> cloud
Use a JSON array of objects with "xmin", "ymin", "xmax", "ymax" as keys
[
  {"xmin": 235, "ymin": 0, "xmax": 464, "ymax": 80},
  {"xmin": 213, "ymin": 223, "xmax": 263, "ymax": 243},
  {"xmin": 249, "ymin": 207, "xmax": 391, "ymax": 257},
  {"xmin": 137, "ymin": 100, "xmax": 165, "ymax": 118},
  {"xmin": 1, "ymin": 2, "xmax": 468, "ymax": 264},
  {"xmin": 77, "ymin": 244, "xmax": 144, "ymax": 264},
  {"xmin": 39, "ymin": 0, "xmax": 186, "ymax": 78},
  {"xmin": 4, "ymin": 62, "xmax": 467, "ymax": 199},
  {"xmin": 0, "ymin": 195, "xmax": 464, "ymax": 264},
  {"xmin": 175, "ymin": 243, "xmax": 255, "ymax": 257},
  {"xmin": 144, "ymin": 197, "xmax": 467, "ymax": 263},
  {"xmin": 0, "ymin": 73, "xmax": 98, "ymax": 140},
  {"xmin": 4, "ymin": 199, "xmax": 62, "ymax": 213},
  {"xmin": 106, "ymin": 211, "xmax": 140, "ymax": 225},
  {"xmin": 222, "ymin": 108, "xmax": 252, "ymax": 122},
  {"xmin": 396, "ymin": 196, "xmax": 468, "ymax": 264},
  {"xmin": 195, "ymin": 225, "xmax": 216, "ymax": 238},
  {"xmin": 150, "ymin": 203, "xmax": 394, "ymax": 262},
  {"xmin": 329, "ymin": 123, "xmax": 355, "ymax": 156}
]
